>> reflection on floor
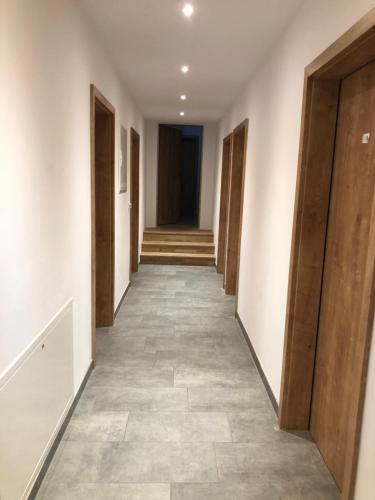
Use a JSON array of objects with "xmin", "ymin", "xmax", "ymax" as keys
[{"xmin": 37, "ymin": 265, "xmax": 339, "ymax": 500}]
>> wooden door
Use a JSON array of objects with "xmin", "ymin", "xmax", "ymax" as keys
[
  {"xmin": 130, "ymin": 128, "xmax": 140, "ymax": 274},
  {"xmin": 90, "ymin": 85, "xmax": 115, "ymax": 361},
  {"xmin": 310, "ymin": 61, "xmax": 375, "ymax": 490},
  {"xmin": 157, "ymin": 125, "xmax": 183, "ymax": 225},
  {"xmin": 225, "ymin": 120, "xmax": 248, "ymax": 295},
  {"xmin": 217, "ymin": 134, "xmax": 232, "ymax": 275}
]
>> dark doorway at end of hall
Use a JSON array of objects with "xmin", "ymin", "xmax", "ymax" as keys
[{"xmin": 157, "ymin": 124, "xmax": 203, "ymax": 228}]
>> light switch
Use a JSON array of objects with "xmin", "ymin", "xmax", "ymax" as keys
[{"xmin": 362, "ymin": 133, "xmax": 370, "ymax": 144}]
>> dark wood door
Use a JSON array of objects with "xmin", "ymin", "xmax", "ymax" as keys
[
  {"xmin": 130, "ymin": 128, "xmax": 140, "ymax": 274},
  {"xmin": 225, "ymin": 120, "xmax": 248, "ymax": 295},
  {"xmin": 310, "ymin": 61, "xmax": 375, "ymax": 489},
  {"xmin": 157, "ymin": 125, "xmax": 183, "ymax": 225},
  {"xmin": 217, "ymin": 134, "xmax": 232, "ymax": 275},
  {"xmin": 94, "ymin": 99, "xmax": 115, "ymax": 329}
]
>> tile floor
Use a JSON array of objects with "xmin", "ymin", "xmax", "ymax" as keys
[{"xmin": 37, "ymin": 265, "xmax": 339, "ymax": 499}]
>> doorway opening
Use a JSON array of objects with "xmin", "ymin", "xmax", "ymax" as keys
[
  {"xmin": 157, "ymin": 124, "xmax": 203, "ymax": 228},
  {"xmin": 130, "ymin": 127, "xmax": 140, "ymax": 275},
  {"xmin": 279, "ymin": 11, "xmax": 375, "ymax": 499},
  {"xmin": 90, "ymin": 85, "xmax": 115, "ymax": 362}
]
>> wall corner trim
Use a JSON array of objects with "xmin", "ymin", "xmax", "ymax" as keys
[
  {"xmin": 235, "ymin": 311, "xmax": 278, "ymax": 414},
  {"xmin": 27, "ymin": 361, "xmax": 94, "ymax": 500}
]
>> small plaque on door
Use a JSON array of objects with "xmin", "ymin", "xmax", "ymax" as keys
[{"xmin": 362, "ymin": 133, "xmax": 370, "ymax": 144}]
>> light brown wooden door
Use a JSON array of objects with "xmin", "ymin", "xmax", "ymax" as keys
[
  {"xmin": 217, "ymin": 134, "xmax": 232, "ymax": 275},
  {"xmin": 157, "ymin": 125, "xmax": 183, "ymax": 225},
  {"xmin": 225, "ymin": 120, "xmax": 248, "ymax": 295},
  {"xmin": 130, "ymin": 128, "xmax": 140, "ymax": 274},
  {"xmin": 310, "ymin": 61, "xmax": 375, "ymax": 490}
]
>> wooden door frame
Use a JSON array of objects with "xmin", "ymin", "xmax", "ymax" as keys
[
  {"xmin": 278, "ymin": 8, "xmax": 375, "ymax": 499},
  {"xmin": 130, "ymin": 127, "xmax": 140, "ymax": 275},
  {"xmin": 224, "ymin": 119, "xmax": 249, "ymax": 301},
  {"xmin": 90, "ymin": 84, "xmax": 116, "ymax": 362},
  {"xmin": 217, "ymin": 133, "xmax": 233, "ymax": 275}
]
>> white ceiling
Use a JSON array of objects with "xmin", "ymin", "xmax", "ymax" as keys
[{"xmin": 79, "ymin": 0, "xmax": 303, "ymax": 123}]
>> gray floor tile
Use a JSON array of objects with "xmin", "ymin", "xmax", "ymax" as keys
[
  {"xmin": 66, "ymin": 412, "xmax": 129, "ymax": 442},
  {"xmin": 37, "ymin": 265, "xmax": 338, "ymax": 499},
  {"xmin": 94, "ymin": 387, "xmax": 188, "ymax": 411},
  {"xmin": 88, "ymin": 366, "xmax": 173, "ymax": 387},
  {"xmin": 96, "ymin": 333, "xmax": 146, "ymax": 353},
  {"xmin": 112, "ymin": 315, "xmax": 143, "ymax": 327},
  {"xmin": 125, "ymin": 412, "xmax": 232, "ymax": 442},
  {"xmin": 96, "ymin": 351, "xmax": 156, "ymax": 369},
  {"xmin": 188, "ymin": 387, "xmax": 270, "ymax": 411},
  {"xmin": 38, "ymin": 483, "xmax": 170, "ymax": 500},
  {"xmin": 227, "ymin": 412, "xmax": 315, "ymax": 444},
  {"xmin": 46, "ymin": 441, "xmax": 108, "ymax": 484},
  {"xmin": 155, "ymin": 350, "xmax": 252, "ymax": 370},
  {"xmin": 99, "ymin": 442, "xmax": 218, "ymax": 483},
  {"xmin": 175, "ymin": 367, "xmax": 256, "ymax": 388},
  {"xmin": 113, "ymin": 325, "xmax": 175, "ymax": 337},
  {"xmin": 172, "ymin": 478, "xmax": 339, "ymax": 500},
  {"xmin": 72, "ymin": 391, "xmax": 96, "ymax": 415},
  {"xmin": 145, "ymin": 335, "xmax": 216, "ymax": 353},
  {"xmin": 174, "ymin": 324, "xmax": 237, "ymax": 337},
  {"xmin": 215, "ymin": 442, "xmax": 329, "ymax": 479}
]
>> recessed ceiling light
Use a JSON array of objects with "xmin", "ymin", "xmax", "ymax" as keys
[
  {"xmin": 180, "ymin": 111, "xmax": 185, "ymax": 116},
  {"xmin": 180, "ymin": 94, "xmax": 187, "ymax": 100},
  {"xmin": 182, "ymin": 3, "xmax": 194, "ymax": 18},
  {"xmin": 181, "ymin": 65, "xmax": 189, "ymax": 73}
]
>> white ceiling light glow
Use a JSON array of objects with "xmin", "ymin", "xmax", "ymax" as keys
[
  {"xmin": 180, "ymin": 94, "xmax": 187, "ymax": 100},
  {"xmin": 181, "ymin": 65, "xmax": 189, "ymax": 73},
  {"xmin": 180, "ymin": 111, "xmax": 185, "ymax": 116},
  {"xmin": 182, "ymin": 3, "xmax": 194, "ymax": 18}
]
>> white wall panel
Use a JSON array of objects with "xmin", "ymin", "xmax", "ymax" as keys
[{"xmin": 0, "ymin": 302, "xmax": 73, "ymax": 500}]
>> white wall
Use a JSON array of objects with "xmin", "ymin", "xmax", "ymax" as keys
[
  {"xmin": 211, "ymin": 1, "xmax": 375, "ymax": 498},
  {"xmin": 144, "ymin": 120, "xmax": 218, "ymax": 230},
  {"xmin": 0, "ymin": 0, "xmax": 144, "ymax": 393},
  {"xmin": 199, "ymin": 124, "xmax": 218, "ymax": 229},
  {"xmin": 145, "ymin": 121, "xmax": 159, "ymax": 228}
]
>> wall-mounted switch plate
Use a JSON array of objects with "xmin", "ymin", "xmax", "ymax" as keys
[{"xmin": 362, "ymin": 133, "xmax": 370, "ymax": 144}]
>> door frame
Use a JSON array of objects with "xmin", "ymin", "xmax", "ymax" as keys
[
  {"xmin": 156, "ymin": 123, "xmax": 203, "ymax": 228},
  {"xmin": 130, "ymin": 127, "xmax": 140, "ymax": 275},
  {"xmin": 224, "ymin": 119, "xmax": 248, "ymax": 300},
  {"xmin": 279, "ymin": 8, "xmax": 375, "ymax": 499},
  {"xmin": 90, "ymin": 84, "xmax": 116, "ymax": 362},
  {"xmin": 217, "ymin": 133, "xmax": 233, "ymax": 275}
]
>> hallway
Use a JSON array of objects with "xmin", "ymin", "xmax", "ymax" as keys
[{"xmin": 37, "ymin": 265, "xmax": 339, "ymax": 500}]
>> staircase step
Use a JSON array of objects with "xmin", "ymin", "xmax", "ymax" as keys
[
  {"xmin": 142, "ymin": 240, "xmax": 215, "ymax": 255},
  {"xmin": 140, "ymin": 251, "xmax": 215, "ymax": 266},
  {"xmin": 144, "ymin": 229, "xmax": 213, "ymax": 243}
]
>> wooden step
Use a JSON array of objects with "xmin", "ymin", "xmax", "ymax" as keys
[
  {"xmin": 144, "ymin": 229, "xmax": 213, "ymax": 243},
  {"xmin": 142, "ymin": 240, "xmax": 215, "ymax": 255},
  {"xmin": 140, "ymin": 251, "xmax": 215, "ymax": 266}
]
